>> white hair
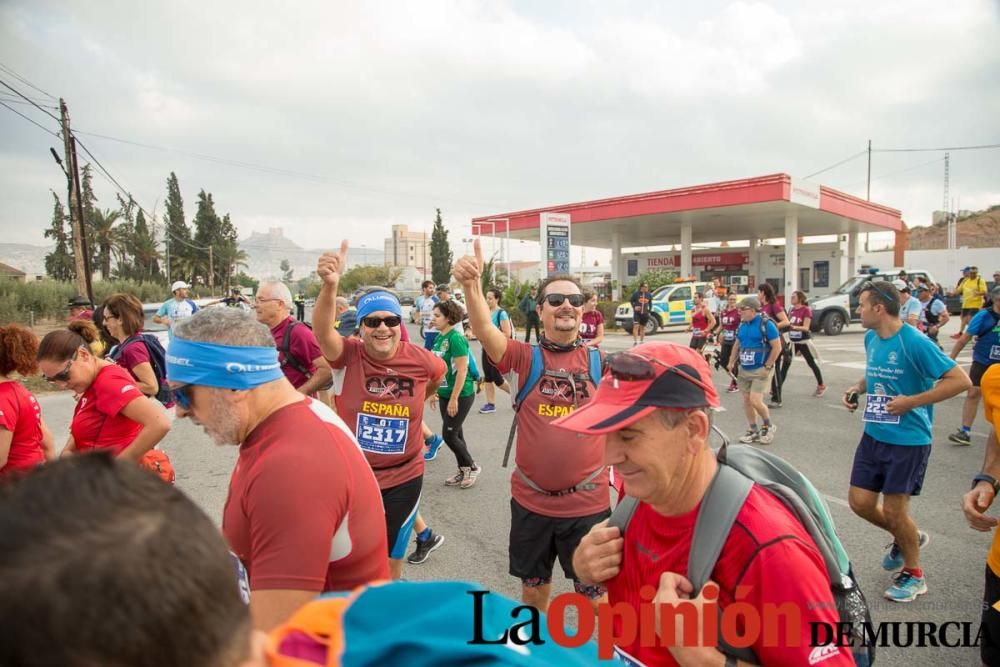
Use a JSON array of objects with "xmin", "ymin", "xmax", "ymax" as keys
[
  {"xmin": 173, "ymin": 308, "xmax": 274, "ymax": 348},
  {"xmin": 258, "ymin": 281, "xmax": 293, "ymax": 310}
]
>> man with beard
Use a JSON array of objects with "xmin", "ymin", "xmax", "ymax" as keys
[
  {"xmin": 167, "ymin": 308, "xmax": 388, "ymax": 630},
  {"xmin": 453, "ymin": 240, "xmax": 609, "ymax": 614}
]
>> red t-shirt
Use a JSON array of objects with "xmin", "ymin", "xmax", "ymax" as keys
[
  {"xmin": 71, "ymin": 364, "xmax": 145, "ymax": 455},
  {"xmin": 580, "ymin": 310, "xmax": 604, "ymax": 341},
  {"xmin": 0, "ymin": 381, "xmax": 45, "ymax": 474},
  {"xmin": 496, "ymin": 341, "xmax": 609, "ymax": 518},
  {"xmin": 788, "ymin": 305, "xmax": 813, "ymax": 341},
  {"xmin": 329, "ymin": 337, "xmax": 446, "ymax": 490},
  {"xmin": 271, "ymin": 317, "xmax": 323, "ymax": 389},
  {"xmin": 223, "ymin": 398, "xmax": 389, "ymax": 592},
  {"xmin": 608, "ymin": 485, "xmax": 853, "ymax": 667},
  {"xmin": 690, "ymin": 307, "xmax": 709, "ymax": 337},
  {"xmin": 719, "ymin": 307, "xmax": 740, "ymax": 343}
]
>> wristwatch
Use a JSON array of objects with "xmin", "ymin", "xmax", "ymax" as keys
[{"xmin": 973, "ymin": 474, "xmax": 1000, "ymax": 495}]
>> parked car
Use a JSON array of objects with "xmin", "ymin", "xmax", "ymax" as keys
[
  {"xmin": 614, "ymin": 281, "xmax": 715, "ymax": 335},
  {"xmin": 808, "ymin": 269, "xmax": 937, "ymax": 336}
]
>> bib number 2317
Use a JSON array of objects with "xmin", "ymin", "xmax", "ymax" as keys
[
  {"xmin": 356, "ymin": 414, "xmax": 409, "ymax": 454},
  {"xmin": 863, "ymin": 394, "xmax": 900, "ymax": 424}
]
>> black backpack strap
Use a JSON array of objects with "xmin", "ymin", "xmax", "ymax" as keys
[
  {"xmin": 607, "ymin": 495, "xmax": 639, "ymax": 535},
  {"xmin": 279, "ymin": 321, "xmax": 312, "ymax": 378}
]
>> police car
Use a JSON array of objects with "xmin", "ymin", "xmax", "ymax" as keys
[
  {"xmin": 808, "ymin": 269, "xmax": 938, "ymax": 336},
  {"xmin": 615, "ymin": 281, "xmax": 714, "ymax": 335}
]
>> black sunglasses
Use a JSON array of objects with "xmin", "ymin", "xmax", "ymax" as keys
[
  {"xmin": 362, "ymin": 315, "xmax": 402, "ymax": 328},
  {"xmin": 607, "ymin": 352, "xmax": 713, "ymax": 393},
  {"xmin": 544, "ymin": 293, "xmax": 585, "ymax": 308},
  {"xmin": 44, "ymin": 350, "xmax": 79, "ymax": 383}
]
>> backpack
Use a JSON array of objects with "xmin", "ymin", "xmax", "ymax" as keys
[
  {"xmin": 502, "ymin": 345, "xmax": 603, "ymax": 468},
  {"xmin": 609, "ymin": 431, "xmax": 875, "ymax": 666},
  {"xmin": 279, "ymin": 320, "xmax": 314, "ymax": 379},
  {"xmin": 110, "ymin": 334, "xmax": 172, "ymax": 406}
]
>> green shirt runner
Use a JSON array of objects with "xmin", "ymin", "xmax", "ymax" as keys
[{"xmin": 433, "ymin": 327, "xmax": 475, "ymax": 399}]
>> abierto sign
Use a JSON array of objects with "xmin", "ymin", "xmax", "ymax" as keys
[
  {"xmin": 540, "ymin": 211, "xmax": 571, "ymax": 278},
  {"xmin": 790, "ymin": 177, "xmax": 820, "ymax": 209}
]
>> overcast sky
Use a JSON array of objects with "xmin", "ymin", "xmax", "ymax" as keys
[{"xmin": 2, "ymin": 0, "xmax": 998, "ymax": 262}]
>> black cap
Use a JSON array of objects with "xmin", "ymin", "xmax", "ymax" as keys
[{"xmin": 67, "ymin": 295, "xmax": 90, "ymax": 307}]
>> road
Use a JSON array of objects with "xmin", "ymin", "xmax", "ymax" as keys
[{"xmin": 35, "ymin": 314, "xmax": 991, "ymax": 665}]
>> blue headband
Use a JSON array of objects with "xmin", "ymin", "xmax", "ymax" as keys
[
  {"xmin": 356, "ymin": 290, "xmax": 402, "ymax": 322},
  {"xmin": 166, "ymin": 338, "xmax": 284, "ymax": 390}
]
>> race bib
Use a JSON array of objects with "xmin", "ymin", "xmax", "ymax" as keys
[
  {"xmin": 723, "ymin": 329, "xmax": 735, "ymax": 341},
  {"xmin": 739, "ymin": 348, "xmax": 757, "ymax": 367},
  {"xmin": 789, "ymin": 330, "xmax": 803, "ymax": 340},
  {"xmin": 990, "ymin": 345, "xmax": 1000, "ymax": 361},
  {"xmin": 863, "ymin": 394, "xmax": 900, "ymax": 424},
  {"xmin": 356, "ymin": 413, "xmax": 409, "ymax": 454},
  {"xmin": 230, "ymin": 551, "xmax": 251, "ymax": 604},
  {"xmin": 692, "ymin": 328, "xmax": 702, "ymax": 337}
]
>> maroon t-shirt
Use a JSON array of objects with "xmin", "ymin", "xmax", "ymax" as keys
[
  {"xmin": 0, "ymin": 381, "xmax": 45, "ymax": 475},
  {"xmin": 271, "ymin": 317, "xmax": 323, "ymax": 389},
  {"xmin": 788, "ymin": 305, "xmax": 813, "ymax": 341},
  {"xmin": 579, "ymin": 310, "xmax": 604, "ymax": 341}
]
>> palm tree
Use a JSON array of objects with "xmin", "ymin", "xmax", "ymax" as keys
[{"xmin": 90, "ymin": 208, "xmax": 122, "ymax": 279}]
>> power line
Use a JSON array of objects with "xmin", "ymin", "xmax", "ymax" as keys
[
  {"xmin": 0, "ymin": 94, "xmax": 58, "ymax": 109},
  {"xmin": 0, "ymin": 62, "xmax": 58, "ymax": 101},
  {"xmin": 840, "ymin": 155, "xmax": 946, "ymax": 191},
  {"xmin": 0, "ymin": 100, "xmax": 60, "ymax": 137},
  {"xmin": 873, "ymin": 143, "xmax": 1000, "ymax": 153},
  {"xmin": 0, "ymin": 77, "xmax": 62, "ymax": 123},
  {"xmin": 803, "ymin": 150, "xmax": 868, "ymax": 180}
]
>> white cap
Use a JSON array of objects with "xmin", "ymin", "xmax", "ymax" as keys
[
  {"xmin": 171, "ymin": 280, "xmax": 191, "ymax": 292},
  {"xmin": 891, "ymin": 279, "xmax": 908, "ymax": 291}
]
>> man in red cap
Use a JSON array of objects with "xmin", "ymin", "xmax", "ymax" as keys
[{"xmin": 559, "ymin": 342, "xmax": 852, "ymax": 666}]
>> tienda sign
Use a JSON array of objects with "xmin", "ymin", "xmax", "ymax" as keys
[{"xmin": 643, "ymin": 252, "xmax": 748, "ymax": 269}]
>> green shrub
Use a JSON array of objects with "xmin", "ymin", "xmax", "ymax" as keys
[{"xmin": 0, "ymin": 279, "xmax": 172, "ymax": 325}]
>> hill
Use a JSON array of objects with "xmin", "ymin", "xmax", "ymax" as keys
[
  {"xmin": 909, "ymin": 206, "xmax": 1000, "ymax": 250},
  {"xmin": 239, "ymin": 228, "xmax": 384, "ymax": 280}
]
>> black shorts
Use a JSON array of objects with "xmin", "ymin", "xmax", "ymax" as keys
[
  {"xmin": 964, "ymin": 307, "xmax": 982, "ymax": 318},
  {"xmin": 850, "ymin": 433, "xmax": 930, "ymax": 496},
  {"xmin": 983, "ymin": 565, "xmax": 1000, "ymax": 665},
  {"xmin": 690, "ymin": 336, "xmax": 707, "ymax": 350},
  {"xmin": 381, "ymin": 474, "xmax": 422, "ymax": 560},
  {"xmin": 633, "ymin": 312, "xmax": 650, "ymax": 327},
  {"xmin": 971, "ymin": 361, "xmax": 992, "ymax": 387},
  {"xmin": 509, "ymin": 498, "xmax": 610, "ymax": 583},
  {"xmin": 482, "ymin": 349, "xmax": 505, "ymax": 386}
]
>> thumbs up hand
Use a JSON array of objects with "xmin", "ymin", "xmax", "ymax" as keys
[{"xmin": 451, "ymin": 238, "xmax": 483, "ymax": 288}]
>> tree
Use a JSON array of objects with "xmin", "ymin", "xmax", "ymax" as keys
[
  {"xmin": 429, "ymin": 208, "xmax": 452, "ymax": 285},
  {"xmin": 90, "ymin": 208, "xmax": 122, "ymax": 280},
  {"xmin": 192, "ymin": 190, "xmax": 221, "ymax": 287},
  {"xmin": 279, "ymin": 258, "xmax": 294, "ymax": 282},
  {"xmin": 164, "ymin": 172, "xmax": 191, "ymax": 282},
  {"xmin": 131, "ymin": 208, "xmax": 162, "ymax": 283},
  {"xmin": 80, "ymin": 164, "xmax": 99, "ymax": 274},
  {"xmin": 339, "ymin": 265, "xmax": 403, "ymax": 294},
  {"xmin": 214, "ymin": 214, "xmax": 246, "ymax": 288},
  {"xmin": 44, "ymin": 192, "xmax": 75, "ymax": 281}
]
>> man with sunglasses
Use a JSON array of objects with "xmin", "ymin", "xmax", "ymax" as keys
[
  {"xmin": 843, "ymin": 280, "xmax": 970, "ymax": 602},
  {"xmin": 314, "ymin": 241, "xmax": 448, "ymax": 580},
  {"xmin": 453, "ymin": 240, "xmax": 609, "ymax": 614},
  {"xmin": 559, "ymin": 343, "xmax": 851, "ymax": 667}
]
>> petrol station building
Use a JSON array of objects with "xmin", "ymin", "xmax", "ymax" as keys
[{"xmin": 472, "ymin": 173, "xmax": 906, "ymax": 301}]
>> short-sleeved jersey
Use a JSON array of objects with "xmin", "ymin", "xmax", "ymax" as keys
[
  {"xmin": 608, "ymin": 484, "xmax": 853, "ymax": 667},
  {"xmin": 920, "ymin": 297, "xmax": 947, "ymax": 327},
  {"xmin": 114, "ymin": 335, "xmax": 152, "ymax": 379},
  {"xmin": 579, "ymin": 310, "xmax": 603, "ymax": 341},
  {"xmin": 899, "ymin": 296, "xmax": 923, "ymax": 324},
  {"xmin": 329, "ymin": 337, "xmax": 445, "ymax": 489},
  {"xmin": 630, "ymin": 291, "xmax": 653, "ymax": 315},
  {"xmin": 0, "ymin": 381, "xmax": 44, "ymax": 474},
  {"xmin": 735, "ymin": 315, "xmax": 780, "ymax": 370},
  {"xmin": 719, "ymin": 307, "xmax": 740, "ymax": 342},
  {"xmin": 71, "ymin": 365, "xmax": 145, "ymax": 454},
  {"xmin": 156, "ymin": 298, "xmax": 198, "ymax": 330},
  {"xmin": 495, "ymin": 340, "xmax": 609, "ymax": 518},
  {"xmin": 863, "ymin": 324, "xmax": 957, "ymax": 446},
  {"xmin": 760, "ymin": 301, "xmax": 785, "ymax": 323},
  {"xmin": 223, "ymin": 398, "xmax": 389, "ymax": 592},
  {"xmin": 491, "ymin": 307, "xmax": 512, "ymax": 333},
  {"xmin": 967, "ymin": 308, "xmax": 1000, "ymax": 367},
  {"xmin": 433, "ymin": 327, "xmax": 474, "ymax": 399},
  {"xmin": 418, "ymin": 295, "xmax": 439, "ymax": 332},
  {"xmin": 982, "ymin": 366, "xmax": 1000, "ymax": 577},
  {"xmin": 788, "ymin": 305, "xmax": 813, "ymax": 341},
  {"xmin": 962, "ymin": 277, "xmax": 988, "ymax": 309},
  {"xmin": 270, "ymin": 316, "xmax": 322, "ymax": 389}
]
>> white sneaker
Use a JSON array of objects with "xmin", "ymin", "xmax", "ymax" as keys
[
  {"xmin": 759, "ymin": 424, "xmax": 776, "ymax": 444},
  {"xmin": 444, "ymin": 468, "xmax": 468, "ymax": 486},
  {"xmin": 460, "ymin": 464, "xmax": 481, "ymax": 489}
]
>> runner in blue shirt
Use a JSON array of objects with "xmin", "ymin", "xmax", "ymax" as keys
[
  {"xmin": 843, "ymin": 280, "xmax": 970, "ymax": 602},
  {"xmin": 948, "ymin": 285, "xmax": 1000, "ymax": 445},
  {"xmin": 727, "ymin": 296, "xmax": 782, "ymax": 444}
]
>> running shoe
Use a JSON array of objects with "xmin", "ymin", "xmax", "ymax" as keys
[
  {"xmin": 884, "ymin": 571, "xmax": 927, "ymax": 603},
  {"xmin": 815, "ymin": 384, "xmax": 828, "ymax": 397},
  {"xmin": 445, "ymin": 467, "xmax": 470, "ymax": 486},
  {"xmin": 948, "ymin": 429, "xmax": 972, "ymax": 446},
  {"xmin": 769, "ymin": 400, "xmax": 782, "ymax": 408},
  {"xmin": 423, "ymin": 435, "xmax": 445, "ymax": 461},
  {"xmin": 738, "ymin": 429, "xmax": 760, "ymax": 444},
  {"xmin": 759, "ymin": 425, "xmax": 775, "ymax": 444},
  {"xmin": 479, "ymin": 403, "xmax": 496, "ymax": 414},
  {"xmin": 460, "ymin": 464, "xmax": 482, "ymax": 489},
  {"xmin": 727, "ymin": 383, "xmax": 739, "ymax": 394},
  {"xmin": 406, "ymin": 531, "xmax": 445, "ymax": 565},
  {"xmin": 881, "ymin": 530, "xmax": 929, "ymax": 571}
]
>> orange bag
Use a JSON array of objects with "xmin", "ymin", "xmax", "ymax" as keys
[{"xmin": 139, "ymin": 449, "xmax": 175, "ymax": 484}]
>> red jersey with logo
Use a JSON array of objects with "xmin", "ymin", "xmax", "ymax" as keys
[
  {"xmin": 788, "ymin": 305, "xmax": 813, "ymax": 341},
  {"xmin": 690, "ymin": 307, "xmax": 709, "ymax": 338},
  {"xmin": 719, "ymin": 307, "xmax": 740, "ymax": 343},
  {"xmin": 329, "ymin": 337, "xmax": 446, "ymax": 489},
  {"xmin": 224, "ymin": 398, "xmax": 389, "ymax": 592},
  {"xmin": 608, "ymin": 484, "xmax": 852, "ymax": 667},
  {"xmin": 580, "ymin": 310, "xmax": 604, "ymax": 341},
  {"xmin": 271, "ymin": 316, "xmax": 323, "ymax": 389},
  {"xmin": 496, "ymin": 340, "xmax": 609, "ymax": 518},
  {"xmin": 0, "ymin": 381, "xmax": 45, "ymax": 474},
  {"xmin": 71, "ymin": 364, "xmax": 145, "ymax": 455}
]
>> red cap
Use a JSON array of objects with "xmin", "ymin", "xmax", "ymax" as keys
[{"xmin": 552, "ymin": 342, "xmax": 719, "ymax": 436}]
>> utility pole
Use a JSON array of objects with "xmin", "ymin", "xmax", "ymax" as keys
[{"xmin": 59, "ymin": 99, "xmax": 93, "ymax": 304}]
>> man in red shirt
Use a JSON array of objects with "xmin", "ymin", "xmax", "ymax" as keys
[
  {"xmin": 562, "ymin": 343, "xmax": 853, "ymax": 666},
  {"xmin": 169, "ymin": 307, "xmax": 388, "ymax": 631},
  {"xmin": 254, "ymin": 280, "xmax": 332, "ymax": 396},
  {"xmin": 454, "ymin": 240, "xmax": 609, "ymax": 614}
]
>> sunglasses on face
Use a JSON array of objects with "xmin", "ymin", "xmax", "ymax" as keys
[
  {"xmin": 44, "ymin": 350, "xmax": 79, "ymax": 383},
  {"xmin": 543, "ymin": 293, "xmax": 585, "ymax": 308},
  {"xmin": 362, "ymin": 315, "xmax": 402, "ymax": 328},
  {"xmin": 608, "ymin": 352, "xmax": 714, "ymax": 393}
]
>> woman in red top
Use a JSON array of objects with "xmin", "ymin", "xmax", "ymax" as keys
[
  {"xmin": 579, "ymin": 291, "xmax": 605, "ymax": 347},
  {"xmin": 787, "ymin": 290, "xmax": 826, "ymax": 396},
  {"xmin": 37, "ymin": 321, "xmax": 170, "ymax": 465},
  {"xmin": 758, "ymin": 283, "xmax": 792, "ymax": 407},
  {"xmin": 0, "ymin": 324, "xmax": 55, "ymax": 476},
  {"xmin": 714, "ymin": 292, "xmax": 741, "ymax": 393},
  {"xmin": 687, "ymin": 291, "xmax": 716, "ymax": 351}
]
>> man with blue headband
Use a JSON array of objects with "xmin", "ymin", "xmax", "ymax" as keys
[{"xmin": 167, "ymin": 307, "xmax": 389, "ymax": 631}]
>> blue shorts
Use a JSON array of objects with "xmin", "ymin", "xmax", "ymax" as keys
[
  {"xmin": 850, "ymin": 433, "xmax": 931, "ymax": 496},
  {"xmin": 423, "ymin": 332, "xmax": 438, "ymax": 351}
]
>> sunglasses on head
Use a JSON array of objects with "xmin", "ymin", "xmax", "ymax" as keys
[
  {"xmin": 607, "ymin": 352, "xmax": 713, "ymax": 394},
  {"xmin": 362, "ymin": 315, "xmax": 402, "ymax": 328},
  {"xmin": 543, "ymin": 293, "xmax": 585, "ymax": 308},
  {"xmin": 44, "ymin": 350, "xmax": 79, "ymax": 383},
  {"xmin": 861, "ymin": 281, "xmax": 895, "ymax": 307}
]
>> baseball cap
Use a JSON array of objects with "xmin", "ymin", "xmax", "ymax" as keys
[
  {"xmin": 962, "ymin": 266, "xmax": 971, "ymax": 272},
  {"xmin": 435, "ymin": 284, "xmax": 451, "ymax": 293},
  {"xmin": 67, "ymin": 294, "xmax": 91, "ymax": 307},
  {"xmin": 171, "ymin": 280, "xmax": 191, "ymax": 292},
  {"xmin": 737, "ymin": 296, "xmax": 760, "ymax": 311},
  {"xmin": 891, "ymin": 279, "xmax": 909, "ymax": 291},
  {"xmin": 917, "ymin": 284, "xmax": 930, "ymax": 292},
  {"xmin": 552, "ymin": 342, "xmax": 719, "ymax": 436}
]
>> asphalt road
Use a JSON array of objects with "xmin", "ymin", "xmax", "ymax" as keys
[{"xmin": 35, "ymin": 314, "xmax": 992, "ymax": 666}]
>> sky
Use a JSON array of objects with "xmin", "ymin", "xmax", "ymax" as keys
[{"xmin": 1, "ymin": 0, "xmax": 998, "ymax": 263}]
